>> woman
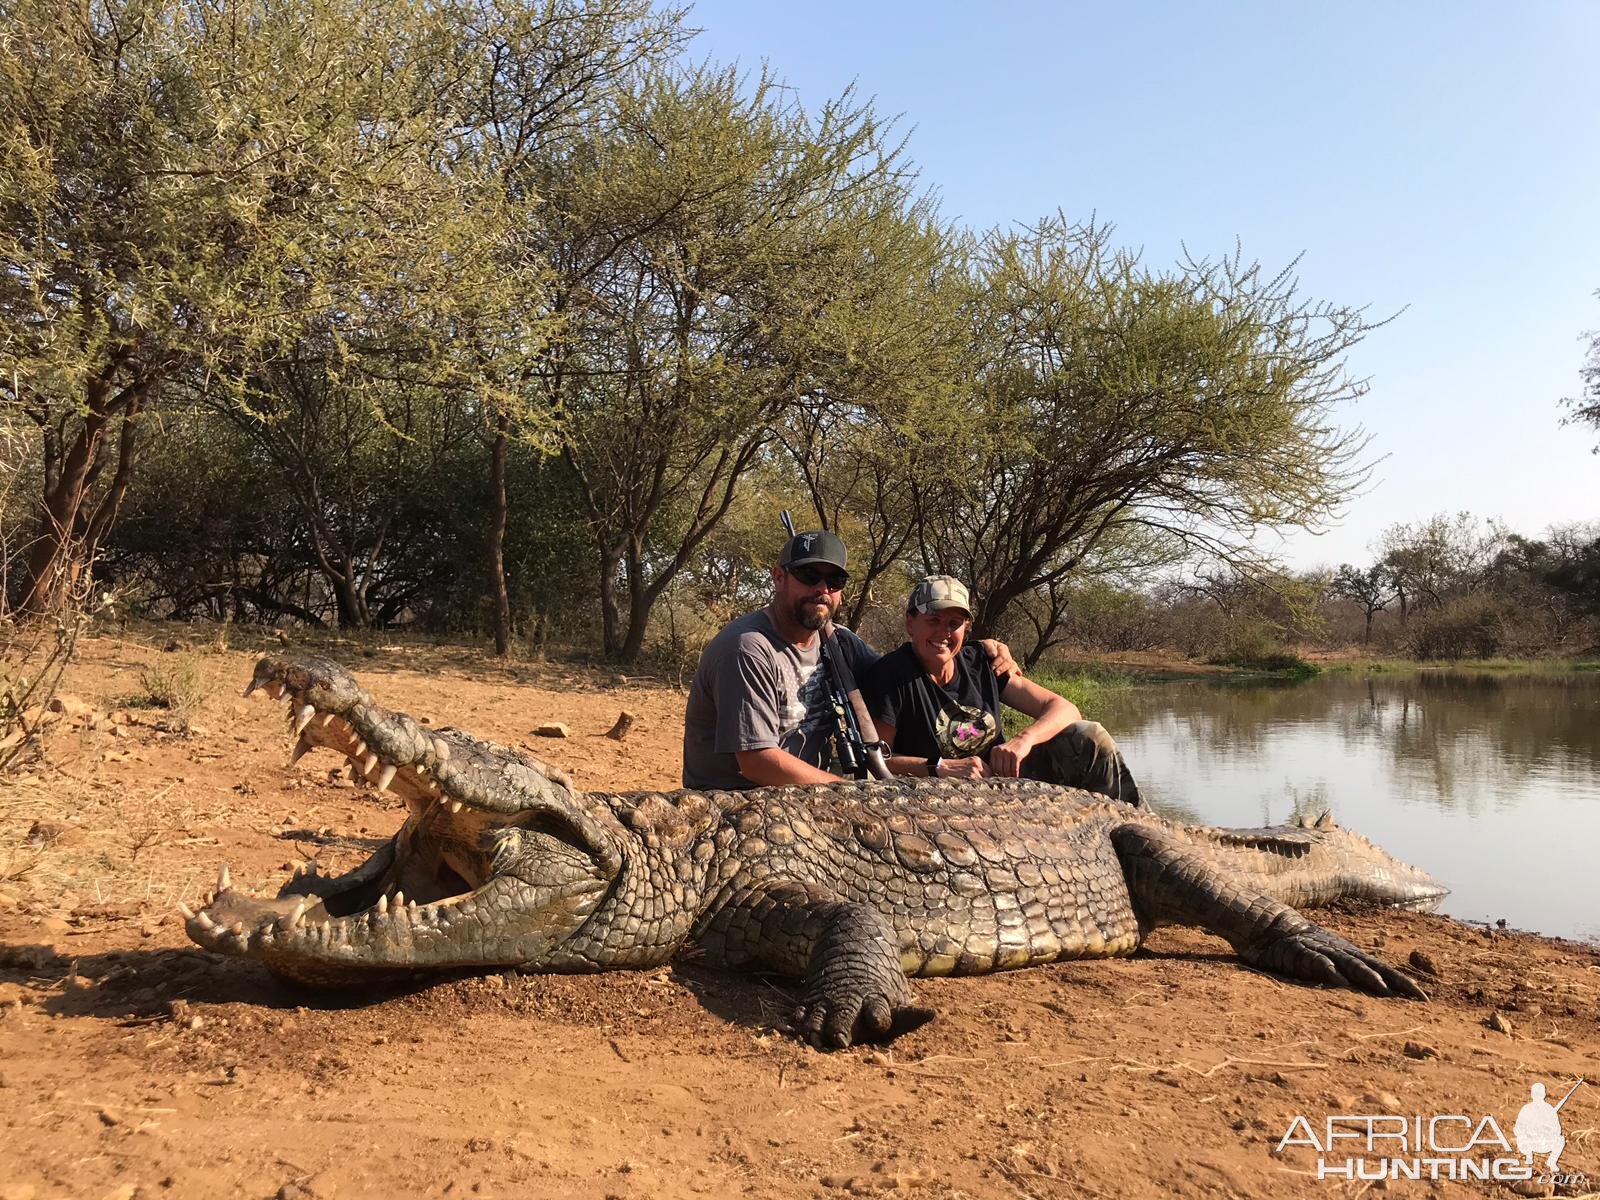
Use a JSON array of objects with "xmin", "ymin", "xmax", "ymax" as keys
[{"xmin": 862, "ymin": 576, "xmax": 1141, "ymax": 804}]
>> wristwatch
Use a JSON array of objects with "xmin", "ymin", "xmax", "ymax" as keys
[{"xmin": 926, "ymin": 755, "xmax": 941, "ymax": 778}]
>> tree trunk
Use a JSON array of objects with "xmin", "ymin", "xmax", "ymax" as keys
[
  {"xmin": 597, "ymin": 545, "xmax": 623, "ymax": 656},
  {"xmin": 488, "ymin": 415, "xmax": 512, "ymax": 656},
  {"xmin": 19, "ymin": 417, "xmax": 109, "ymax": 615}
]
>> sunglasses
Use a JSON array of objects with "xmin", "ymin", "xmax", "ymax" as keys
[{"xmin": 787, "ymin": 564, "xmax": 849, "ymax": 591}]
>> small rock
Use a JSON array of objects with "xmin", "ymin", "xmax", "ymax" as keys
[
  {"xmin": 1268, "ymin": 1071, "xmax": 1292, "ymax": 1088},
  {"xmin": 1365, "ymin": 1090, "xmax": 1404, "ymax": 1111},
  {"xmin": 24, "ymin": 820, "xmax": 65, "ymax": 849},
  {"xmin": 532, "ymin": 722, "xmax": 569, "ymax": 738},
  {"xmin": 1401, "ymin": 1041, "xmax": 1440, "ymax": 1060},
  {"xmin": 49, "ymin": 694, "xmax": 93, "ymax": 719},
  {"xmin": 0, "ymin": 1186, "xmax": 38, "ymax": 1200},
  {"xmin": 1508, "ymin": 1179, "xmax": 1555, "ymax": 1197},
  {"xmin": 97, "ymin": 1108, "xmax": 122, "ymax": 1127},
  {"xmin": 1488, "ymin": 1011, "xmax": 1514, "ymax": 1035},
  {"xmin": 1407, "ymin": 949, "xmax": 1440, "ymax": 976},
  {"xmin": 103, "ymin": 1185, "xmax": 137, "ymax": 1200}
]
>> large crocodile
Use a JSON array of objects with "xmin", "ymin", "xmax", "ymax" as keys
[{"xmin": 183, "ymin": 655, "xmax": 1447, "ymax": 1048}]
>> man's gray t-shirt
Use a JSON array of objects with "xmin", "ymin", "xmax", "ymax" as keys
[{"xmin": 682, "ymin": 610, "xmax": 877, "ymax": 790}]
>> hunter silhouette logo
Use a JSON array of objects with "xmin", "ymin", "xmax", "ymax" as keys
[
  {"xmin": 1274, "ymin": 1077, "xmax": 1589, "ymax": 1184},
  {"xmin": 1515, "ymin": 1080, "xmax": 1581, "ymax": 1170}
]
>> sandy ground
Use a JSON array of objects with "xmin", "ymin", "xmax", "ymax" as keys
[{"xmin": 1, "ymin": 631, "xmax": 1596, "ymax": 1200}]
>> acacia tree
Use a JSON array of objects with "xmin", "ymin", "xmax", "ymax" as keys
[
  {"xmin": 1329, "ymin": 562, "xmax": 1394, "ymax": 642},
  {"xmin": 915, "ymin": 219, "xmax": 1379, "ymax": 666},
  {"xmin": 0, "ymin": 0, "xmax": 526, "ymax": 616},
  {"xmin": 547, "ymin": 67, "xmax": 928, "ymax": 660},
  {"xmin": 1565, "ymin": 287, "xmax": 1600, "ymax": 448}
]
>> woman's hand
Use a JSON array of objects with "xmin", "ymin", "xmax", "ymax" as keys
[
  {"xmin": 975, "ymin": 638, "xmax": 1021, "ymax": 679},
  {"xmin": 937, "ymin": 756, "xmax": 991, "ymax": 780},
  {"xmin": 987, "ymin": 737, "xmax": 1034, "ymax": 778}
]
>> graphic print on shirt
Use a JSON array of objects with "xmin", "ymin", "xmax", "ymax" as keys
[
  {"xmin": 932, "ymin": 699, "xmax": 999, "ymax": 757},
  {"xmin": 790, "ymin": 659, "xmax": 833, "ymax": 741}
]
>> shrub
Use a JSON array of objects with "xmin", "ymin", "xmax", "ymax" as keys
[
  {"xmin": 132, "ymin": 654, "xmax": 206, "ymax": 713},
  {"xmin": 1405, "ymin": 597, "xmax": 1506, "ymax": 661}
]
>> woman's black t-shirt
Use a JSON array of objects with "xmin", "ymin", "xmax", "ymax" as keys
[{"xmin": 862, "ymin": 643, "xmax": 1010, "ymax": 761}]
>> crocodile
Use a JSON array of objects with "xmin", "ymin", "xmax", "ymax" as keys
[{"xmin": 183, "ymin": 654, "xmax": 1448, "ymax": 1048}]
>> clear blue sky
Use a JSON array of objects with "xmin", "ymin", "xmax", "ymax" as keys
[{"xmin": 685, "ymin": 0, "xmax": 1599, "ymax": 569}]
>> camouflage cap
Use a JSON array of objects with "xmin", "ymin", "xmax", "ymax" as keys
[{"xmin": 907, "ymin": 575, "xmax": 972, "ymax": 617}]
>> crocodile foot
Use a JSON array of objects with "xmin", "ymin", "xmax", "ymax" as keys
[
  {"xmin": 1247, "ymin": 925, "xmax": 1427, "ymax": 1000},
  {"xmin": 791, "ymin": 977, "xmax": 934, "ymax": 1050}
]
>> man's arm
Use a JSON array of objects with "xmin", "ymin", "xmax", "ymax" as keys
[
  {"xmin": 975, "ymin": 638, "xmax": 1020, "ymax": 679},
  {"xmin": 735, "ymin": 747, "xmax": 842, "ymax": 787}
]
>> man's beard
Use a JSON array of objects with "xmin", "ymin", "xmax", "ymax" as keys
[{"xmin": 792, "ymin": 597, "xmax": 836, "ymax": 631}]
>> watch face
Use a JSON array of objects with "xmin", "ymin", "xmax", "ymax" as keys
[{"xmin": 934, "ymin": 703, "xmax": 998, "ymax": 757}]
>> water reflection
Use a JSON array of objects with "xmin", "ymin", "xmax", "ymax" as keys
[{"xmin": 1099, "ymin": 672, "xmax": 1600, "ymax": 942}]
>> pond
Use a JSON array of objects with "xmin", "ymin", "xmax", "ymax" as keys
[{"xmin": 1092, "ymin": 670, "xmax": 1600, "ymax": 943}]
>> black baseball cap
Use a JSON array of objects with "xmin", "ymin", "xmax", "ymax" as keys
[{"xmin": 779, "ymin": 530, "xmax": 848, "ymax": 572}]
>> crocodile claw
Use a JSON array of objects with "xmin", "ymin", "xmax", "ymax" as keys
[
  {"xmin": 1249, "ymin": 927, "xmax": 1427, "ymax": 1000},
  {"xmin": 791, "ymin": 980, "xmax": 931, "ymax": 1050}
]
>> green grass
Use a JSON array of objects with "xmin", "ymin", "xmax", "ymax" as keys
[
  {"xmin": 1205, "ymin": 649, "xmax": 1320, "ymax": 677},
  {"xmin": 1322, "ymin": 657, "xmax": 1600, "ymax": 676},
  {"xmin": 1003, "ymin": 665, "xmax": 1135, "ymax": 736}
]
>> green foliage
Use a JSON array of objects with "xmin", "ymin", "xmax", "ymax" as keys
[{"xmin": 1001, "ymin": 665, "xmax": 1134, "ymax": 737}]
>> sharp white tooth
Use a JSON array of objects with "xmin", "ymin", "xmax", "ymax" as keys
[
  {"xmin": 196, "ymin": 912, "xmax": 215, "ymax": 929},
  {"xmin": 415, "ymin": 763, "xmax": 429, "ymax": 777},
  {"xmin": 376, "ymin": 894, "xmax": 389, "ymax": 914},
  {"xmin": 177, "ymin": 902, "xmax": 195, "ymax": 919},
  {"xmin": 287, "ymin": 899, "xmax": 308, "ymax": 929},
  {"xmin": 448, "ymin": 800, "xmax": 462, "ymax": 815},
  {"xmin": 319, "ymin": 712, "xmax": 336, "ymax": 727},
  {"xmin": 362, "ymin": 752, "xmax": 379, "ymax": 776},
  {"xmin": 432, "ymin": 737, "xmax": 450, "ymax": 762},
  {"xmin": 265, "ymin": 681, "xmax": 285, "ymax": 700},
  {"xmin": 392, "ymin": 889, "xmax": 405, "ymax": 908},
  {"xmin": 230, "ymin": 922, "xmax": 246, "ymax": 937},
  {"xmin": 376, "ymin": 763, "xmax": 397, "ymax": 792},
  {"xmin": 290, "ymin": 736, "xmax": 314, "ymax": 764},
  {"xmin": 353, "ymin": 740, "xmax": 368, "ymax": 758},
  {"xmin": 293, "ymin": 704, "xmax": 315, "ymax": 734},
  {"xmin": 217, "ymin": 864, "xmax": 231, "ymax": 893}
]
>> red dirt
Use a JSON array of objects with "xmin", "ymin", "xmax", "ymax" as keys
[{"xmin": 2, "ymin": 632, "xmax": 1595, "ymax": 1200}]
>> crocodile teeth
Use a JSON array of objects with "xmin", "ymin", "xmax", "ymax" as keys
[
  {"xmin": 177, "ymin": 902, "xmax": 195, "ymax": 919},
  {"xmin": 292, "ymin": 704, "xmax": 316, "ymax": 734},
  {"xmin": 217, "ymin": 864, "xmax": 231, "ymax": 893},
  {"xmin": 449, "ymin": 800, "xmax": 463, "ymax": 814},
  {"xmin": 353, "ymin": 740, "xmax": 368, "ymax": 758},
  {"xmin": 361, "ymin": 752, "xmax": 379, "ymax": 776},
  {"xmin": 432, "ymin": 737, "xmax": 450, "ymax": 762},
  {"xmin": 290, "ymin": 736, "xmax": 314, "ymax": 765},
  {"xmin": 196, "ymin": 911, "xmax": 215, "ymax": 929},
  {"xmin": 375, "ymin": 763, "xmax": 397, "ymax": 792},
  {"xmin": 319, "ymin": 712, "xmax": 336, "ymax": 727},
  {"xmin": 375, "ymin": 894, "xmax": 389, "ymax": 915},
  {"xmin": 392, "ymin": 889, "xmax": 405, "ymax": 908},
  {"xmin": 287, "ymin": 899, "xmax": 308, "ymax": 929},
  {"xmin": 264, "ymin": 681, "xmax": 285, "ymax": 700},
  {"xmin": 230, "ymin": 921, "xmax": 246, "ymax": 937}
]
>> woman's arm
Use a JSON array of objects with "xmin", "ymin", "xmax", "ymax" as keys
[
  {"xmin": 878, "ymin": 720, "xmax": 988, "ymax": 779},
  {"xmin": 987, "ymin": 676, "xmax": 1082, "ymax": 778}
]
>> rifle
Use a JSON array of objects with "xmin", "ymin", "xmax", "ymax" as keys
[{"xmin": 780, "ymin": 511, "xmax": 892, "ymax": 781}]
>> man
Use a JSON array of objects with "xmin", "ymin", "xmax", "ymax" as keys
[{"xmin": 682, "ymin": 531, "xmax": 1017, "ymax": 790}]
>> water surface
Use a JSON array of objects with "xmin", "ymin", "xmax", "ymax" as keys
[{"xmin": 1094, "ymin": 671, "xmax": 1600, "ymax": 943}]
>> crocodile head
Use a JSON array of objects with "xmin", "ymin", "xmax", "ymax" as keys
[{"xmin": 182, "ymin": 655, "xmax": 622, "ymax": 986}]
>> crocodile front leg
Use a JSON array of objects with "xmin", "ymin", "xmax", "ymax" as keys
[
  {"xmin": 698, "ymin": 879, "xmax": 933, "ymax": 1049},
  {"xmin": 1111, "ymin": 824, "xmax": 1426, "ymax": 999}
]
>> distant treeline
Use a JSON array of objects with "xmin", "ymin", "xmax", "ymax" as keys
[{"xmin": 2, "ymin": 0, "xmax": 1589, "ymax": 664}]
